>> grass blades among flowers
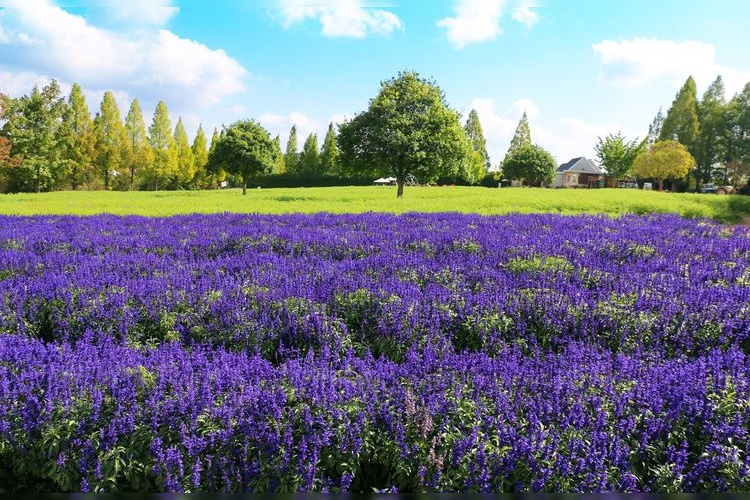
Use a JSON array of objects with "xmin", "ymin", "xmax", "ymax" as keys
[
  {"xmin": 1, "ymin": 212, "xmax": 750, "ymax": 492},
  {"xmin": 1, "ymin": 187, "xmax": 749, "ymax": 222}
]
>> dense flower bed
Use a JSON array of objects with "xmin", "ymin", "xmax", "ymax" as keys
[{"xmin": 0, "ymin": 212, "xmax": 749, "ymax": 492}]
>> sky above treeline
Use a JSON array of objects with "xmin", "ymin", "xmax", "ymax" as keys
[{"xmin": 1, "ymin": 0, "xmax": 749, "ymax": 166}]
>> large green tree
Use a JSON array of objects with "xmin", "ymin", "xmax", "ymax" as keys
[
  {"xmin": 284, "ymin": 125, "xmax": 299, "ymax": 173},
  {"xmin": 594, "ymin": 132, "xmax": 643, "ymax": 182},
  {"xmin": 660, "ymin": 76, "xmax": 700, "ymax": 155},
  {"xmin": 300, "ymin": 132, "xmax": 321, "ymax": 175},
  {"xmin": 726, "ymin": 82, "xmax": 750, "ymax": 183},
  {"xmin": 504, "ymin": 111, "xmax": 532, "ymax": 165},
  {"xmin": 633, "ymin": 140, "xmax": 696, "ymax": 191},
  {"xmin": 320, "ymin": 122, "xmax": 339, "ymax": 175},
  {"xmin": 147, "ymin": 101, "xmax": 177, "ymax": 190},
  {"xmin": 501, "ymin": 143, "xmax": 556, "ymax": 186},
  {"xmin": 123, "ymin": 99, "xmax": 152, "ymax": 190},
  {"xmin": 93, "ymin": 91, "xmax": 127, "ymax": 190},
  {"xmin": 173, "ymin": 118, "xmax": 195, "ymax": 188},
  {"xmin": 60, "ymin": 83, "xmax": 95, "ymax": 190},
  {"xmin": 695, "ymin": 76, "xmax": 728, "ymax": 184},
  {"xmin": 1, "ymin": 80, "xmax": 67, "ymax": 192},
  {"xmin": 338, "ymin": 71, "xmax": 467, "ymax": 197},
  {"xmin": 206, "ymin": 119, "xmax": 275, "ymax": 195},
  {"xmin": 464, "ymin": 109, "xmax": 490, "ymax": 171}
]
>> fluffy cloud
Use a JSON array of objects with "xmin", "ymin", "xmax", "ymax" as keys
[
  {"xmin": 277, "ymin": 0, "xmax": 403, "ymax": 38},
  {"xmin": 437, "ymin": 0, "xmax": 541, "ymax": 48},
  {"xmin": 0, "ymin": 0, "xmax": 246, "ymax": 109},
  {"xmin": 592, "ymin": 37, "xmax": 750, "ymax": 95}
]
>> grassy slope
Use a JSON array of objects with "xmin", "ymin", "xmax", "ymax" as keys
[{"xmin": 0, "ymin": 186, "xmax": 749, "ymax": 221}]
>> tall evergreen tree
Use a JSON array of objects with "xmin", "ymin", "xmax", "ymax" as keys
[
  {"xmin": 464, "ymin": 109, "xmax": 490, "ymax": 171},
  {"xmin": 647, "ymin": 107, "xmax": 665, "ymax": 147},
  {"xmin": 504, "ymin": 111, "xmax": 532, "ymax": 166},
  {"xmin": 1, "ymin": 80, "xmax": 67, "ymax": 192},
  {"xmin": 192, "ymin": 124, "xmax": 209, "ymax": 189},
  {"xmin": 272, "ymin": 134, "xmax": 285, "ymax": 174},
  {"xmin": 205, "ymin": 127, "xmax": 227, "ymax": 189},
  {"xmin": 726, "ymin": 82, "xmax": 750, "ymax": 183},
  {"xmin": 93, "ymin": 91, "xmax": 127, "ymax": 190},
  {"xmin": 660, "ymin": 76, "xmax": 700, "ymax": 156},
  {"xmin": 123, "ymin": 99, "xmax": 152, "ymax": 190},
  {"xmin": 695, "ymin": 76, "xmax": 727, "ymax": 184},
  {"xmin": 300, "ymin": 132, "xmax": 321, "ymax": 175},
  {"xmin": 60, "ymin": 83, "xmax": 95, "ymax": 190},
  {"xmin": 320, "ymin": 122, "xmax": 340, "ymax": 175},
  {"xmin": 284, "ymin": 125, "xmax": 299, "ymax": 173},
  {"xmin": 173, "ymin": 118, "xmax": 195, "ymax": 188},
  {"xmin": 147, "ymin": 101, "xmax": 177, "ymax": 190}
]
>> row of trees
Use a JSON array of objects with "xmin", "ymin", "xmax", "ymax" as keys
[{"xmin": 0, "ymin": 74, "xmax": 496, "ymax": 194}]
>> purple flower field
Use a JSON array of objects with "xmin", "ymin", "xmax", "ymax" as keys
[{"xmin": 1, "ymin": 212, "xmax": 749, "ymax": 492}]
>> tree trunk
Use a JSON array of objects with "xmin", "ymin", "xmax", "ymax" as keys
[
  {"xmin": 657, "ymin": 179, "xmax": 664, "ymax": 191},
  {"xmin": 242, "ymin": 175, "xmax": 247, "ymax": 196},
  {"xmin": 396, "ymin": 177, "xmax": 404, "ymax": 198}
]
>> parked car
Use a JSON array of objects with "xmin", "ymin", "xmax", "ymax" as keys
[{"xmin": 700, "ymin": 183, "xmax": 735, "ymax": 194}]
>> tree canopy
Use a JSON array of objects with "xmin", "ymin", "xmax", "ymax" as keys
[
  {"xmin": 660, "ymin": 76, "xmax": 700, "ymax": 156},
  {"xmin": 594, "ymin": 132, "xmax": 643, "ymax": 181},
  {"xmin": 633, "ymin": 140, "xmax": 696, "ymax": 191},
  {"xmin": 206, "ymin": 119, "xmax": 275, "ymax": 195},
  {"xmin": 502, "ymin": 143, "xmax": 557, "ymax": 186},
  {"xmin": 338, "ymin": 71, "xmax": 467, "ymax": 197}
]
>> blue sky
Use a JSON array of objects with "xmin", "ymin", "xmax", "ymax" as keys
[{"xmin": 1, "ymin": 0, "xmax": 749, "ymax": 166}]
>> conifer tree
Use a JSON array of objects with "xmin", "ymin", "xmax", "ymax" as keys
[
  {"xmin": 695, "ymin": 75, "xmax": 727, "ymax": 183},
  {"xmin": 504, "ymin": 111, "xmax": 532, "ymax": 166},
  {"xmin": 93, "ymin": 90, "xmax": 126, "ymax": 190},
  {"xmin": 192, "ymin": 125, "xmax": 209, "ymax": 189},
  {"xmin": 300, "ymin": 132, "xmax": 321, "ymax": 175},
  {"xmin": 147, "ymin": 101, "xmax": 177, "ymax": 190},
  {"xmin": 123, "ymin": 98, "xmax": 152, "ymax": 190},
  {"xmin": 464, "ymin": 109, "xmax": 490, "ymax": 171},
  {"xmin": 61, "ymin": 83, "xmax": 95, "ymax": 190},
  {"xmin": 205, "ymin": 128, "xmax": 227, "ymax": 189},
  {"xmin": 647, "ymin": 108, "xmax": 665, "ymax": 147},
  {"xmin": 173, "ymin": 118, "xmax": 195, "ymax": 188},
  {"xmin": 284, "ymin": 125, "xmax": 299, "ymax": 173},
  {"xmin": 660, "ymin": 76, "xmax": 700, "ymax": 155},
  {"xmin": 320, "ymin": 122, "xmax": 340, "ymax": 175},
  {"xmin": 272, "ymin": 134, "xmax": 286, "ymax": 174}
]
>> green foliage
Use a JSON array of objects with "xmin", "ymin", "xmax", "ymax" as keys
[
  {"xmin": 272, "ymin": 135, "xmax": 285, "ymax": 174},
  {"xmin": 206, "ymin": 119, "xmax": 276, "ymax": 195},
  {"xmin": 284, "ymin": 125, "xmax": 299, "ymax": 173},
  {"xmin": 464, "ymin": 109, "xmax": 490, "ymax": 172},
  {"xmin": 633, "ymin": 140, "xmax": 696, "ymax": 191},
  {"xmin": 191, "ymin": 125, "xmax": 209, "ymax": 188},
  {"xmin": 726, "ymin": 82, "xmax": 750, "ymax": 181},
  {"xmin": 320, "ymin": 122, "xmax": 340, "ymax": 175},
  {"xmin": 300, "ymin": 132, "xmax": 321, "ymax": 175},
  {"xmin": 147, "ymin": 101, "xmax": 177, "ymax": 191},
  {"xmin": 695, "ymin": 76, "xmax": 727, "ymax": 184},
  {"xmin": 505, "ymin": 111, "xmax": 532, "ymax": 163},
  {"xmin": 647, "ymin": 108, "xmax": 665, "ymax": 147},
  {"xmin": 204, "ymin": 128, "xmax": 227, "ymax": 189},
  {"xmin": 123, "ymin": 99, "xmax": 153, "ymax": 191},
  {"xmin": 594, "ymin": 132, "xmax": 644, "ymax": 181},
  {"xmin": 501, "ymin": 143, "xmax": 557, "ymax": 186},
  {"xmin": 1, "ymin": 80, "xmax": 67, "ymax": 193},
  {"xmin": 660, "ymin": 76, "xmax": 700, "ymax": 155},
  {"xmin": 173, "ymin": 118, "xmax": 195, "ymax": 188},
  {"xmin": 60, "ymin": 83, "xmax": 95, "ymax": 190},
  {"xmin": 93, "ymin": 91, "xmax": 127, "ymax": 191},
  {"xmin": 338, "ymin": 70, "xmax": 468, "ymax": 197}
]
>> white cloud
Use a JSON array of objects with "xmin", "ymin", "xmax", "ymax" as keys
[
  {"xmin": 592, "ymin": 37, "xmax": 750, "ymax": 95},
  {"xmin": 437, "ymin": 0, "xmax": 504, "ymax": 49},
  {"xmin": 259, "ymin": 112, "xmax": 322, "ymax": 150},
  {"xmin": 0, "ymin": 0, "xmax": 247, "ymax": 110},
  {"xmin": 277, "ymin": 0, "xmax": 403, "ymax": 38},
  {"xmin": 512, "ymin": 0, "xmax": 539, "ymax": 28}
]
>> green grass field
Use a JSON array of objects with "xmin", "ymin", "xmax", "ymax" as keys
[{"xmin": 1, "ymin": 186, "xmax": 749, "ymax": 222}]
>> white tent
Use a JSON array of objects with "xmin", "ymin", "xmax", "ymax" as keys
[{"xmin": 373, "ymin": 177, "xmax": 397, "ymax": 185}]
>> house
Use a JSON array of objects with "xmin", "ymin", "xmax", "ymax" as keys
[{"xmin": 553, "ymin": 157, "xmax": 605, "ymax": 188}]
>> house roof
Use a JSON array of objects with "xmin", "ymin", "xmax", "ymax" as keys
[{"xmin": 556, "ymin": 157, "xmax": 603, "ymax": 174}]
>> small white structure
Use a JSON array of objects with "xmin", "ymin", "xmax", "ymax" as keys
[
  {"xmin": 553, "ymin": 157, "xmax": 605, "ymax": 188},
  {"xmin": 373, "ymin": 177, "xmax": 397, "ymax": 186}
]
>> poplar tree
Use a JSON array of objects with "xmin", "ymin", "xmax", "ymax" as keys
[
  {"xmin": 504, "ymin": 111, "xmax": 532, "ymax": 167},
  {"xmin": 284, "ymin": 125, "xmax": 299, "ymax": 173},
  {"xmin": 464, "ymin": 109, "xmax": 490, "ymax": 171},
  {"xmin": 60, "ymin": 83, "xmax": 95, "ymax": 190},
  {"xmin": 173, "ymin": 118, "xmax": 195, "ymax": 188},
  {"xmin": 300, "ymin": 132, "xmax": 321, "ymax": 175},
  {"xmin": 660, "ymin": 76, "xmax": 700, "ymax": 155},
  {"xmin": 695, "ymin": 76, "xmax": 727, "ymax": 183},
  {"xmin": 205, "ymin": 127, "xmax": 227, "ymax": 189},
  {"xmin": 272, "ymin": 135, "xmax": 286, "ymax": 174},
  {"xmin": 123, "ymin": 98, "xmax": 152, "ymax": 190},
  {"xmin": 320, "ymin": 122, "xmax": 339, "ymax": 175},
  {"xmin": 93, "ymin": 91, "xmax": 127, "ymax": 190},
  {"xmin": 147, "ymin": 101, "xmax": 177, "ymax": 190},
  {"xmin": 192, "ymin": 124, "xmax": 209, "ymax": 189}
]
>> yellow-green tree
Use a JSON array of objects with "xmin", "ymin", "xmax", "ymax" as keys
[
  {"xmin": 173, "ymin": 118, "xmax": 195, "ymax": 188},
  {"xmin": 147, "ymin": 101, "xmax": 177, "ymax": 190},
  {"xmin": 192, "ymin": 124, "xmax": 209, "ymax": 188},
  {"xmin": 123, "ymin": 99, "xmax": 153, "ymax": 190},
  {"xmin": 633, "ymin": 140, "xmax": 696, "ymax": 191},
  {"xmin": 93, "ymin": 91, "xmax": 127, "ymax": 190},
  {"xmin": 61, "ymin": 83, "xmax": 95, "ymax": 190}
]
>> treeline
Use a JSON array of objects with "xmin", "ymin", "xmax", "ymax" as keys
[{"xmin": 0, "ymin": 79, "xmax": 494, "ymax": 193}]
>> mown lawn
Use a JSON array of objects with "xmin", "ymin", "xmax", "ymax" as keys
[{"xmin": 1, "ymin": 186, "xmax": 749, "ymax": 221}]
